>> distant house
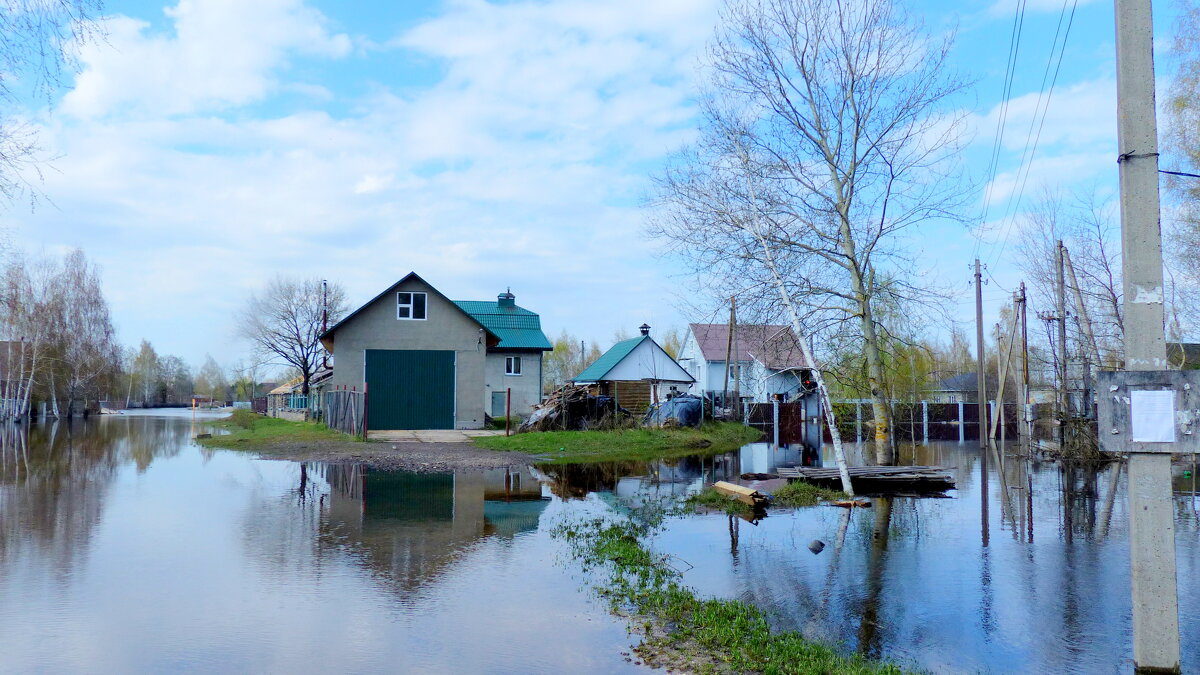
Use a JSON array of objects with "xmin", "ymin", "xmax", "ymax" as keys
[
  {"xmin": 572, "ymin": 325, "xmax": 694, "ymax": 413},
  {"xmin": 676, "ymin": 323, "xmax": 815, "ymax": 404},
  {"xmin": 928, "ymin": 372, "xmax": 979, "ymax": 404},
  {"xmin": 319, "ymin": 272, "xmax": 551, "ymax": 431}
]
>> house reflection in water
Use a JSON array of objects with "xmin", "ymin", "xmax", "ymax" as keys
[{"xmin": 317, "ymin": 464, "xmax": 548, "ymax": 590}]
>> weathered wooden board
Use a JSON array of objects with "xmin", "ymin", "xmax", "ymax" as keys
[{"xmin": 712, "ymin": 481, "xmax": 768, "ymax": 507}]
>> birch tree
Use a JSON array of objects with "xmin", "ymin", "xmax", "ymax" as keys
[{"xmin": 651, "ymin": 0, "xmax": 969, "ymax": 464}]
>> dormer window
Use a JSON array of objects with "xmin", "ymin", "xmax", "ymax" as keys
[{"xmin": 397, "ymin": 292, "xmax": 427, "ymax": 320}]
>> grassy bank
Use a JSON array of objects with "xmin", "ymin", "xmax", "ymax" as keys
[
  {"xmin": 559, "ymin": 514, "xmax": 905, "ymax": 674},
  {"xmin": 195, "ymin": 410, "xmax": 353, "ymax": 449},
  {"xmin": 473, "ymin": 422, "xmax": 761, "ymax": 464}
]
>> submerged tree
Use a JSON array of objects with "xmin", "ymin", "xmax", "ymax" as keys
[
  {"xmin": 237, "ymin": 277, "xmax": 347, "ymax": 396},
  {"xmin": 651, "ymin": 0, "xmax": 970, "ymax": 464}
]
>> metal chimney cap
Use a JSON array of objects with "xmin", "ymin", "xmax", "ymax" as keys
[{"xmin": 639, "ymin": 323, "xmax": 651, "ymax": 336}]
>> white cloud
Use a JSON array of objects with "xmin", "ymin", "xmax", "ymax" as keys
[
  {"xmin": 14, "ymin": 0, "xmax": 719, "ymax": 366},
  {"xmin": 62, "ymin": 0, "xmax": 351, "ymax": 119}
]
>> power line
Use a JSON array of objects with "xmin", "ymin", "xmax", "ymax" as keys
[
  {"xmin": 1160, "ymin": 169, "xmax": 1200, "ymax": 179},
  {"xmin": 976, "ymin": 0, "xmax": 1030, "ymax": 258},
  {"xmin": 987, "ymin": 0, "xmax": 1081, "ymax": 268}
]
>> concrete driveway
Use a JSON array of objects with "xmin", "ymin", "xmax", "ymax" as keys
[{"xmin": 368, "ymin": 429, "xmax": 506, "ymax": 443}]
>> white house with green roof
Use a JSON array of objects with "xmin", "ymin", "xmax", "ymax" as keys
[
  {"xmin": 572, "ymin": 325, "xmax": 694, "ymax": 413},
  {"xmin": 319, "ymin": 272, "xmax": 551, "ymax": 431}
]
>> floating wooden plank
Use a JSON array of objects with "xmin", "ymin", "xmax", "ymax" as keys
[
  {"xmin": 777, "ymin": 465, "xmax": 955, "ymax": 493},
  {"xmin": 712, "ymin": 481, "xmax": 769, "ymax": 508}
]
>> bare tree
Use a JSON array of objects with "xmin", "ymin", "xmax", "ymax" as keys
[
  {"xmin": 238, "ymin": 277, "xmax": 347, "ymax": 396},
  {"xmin": 0, "ymin": 0, "xmax": 106, "ymax": 205},
  {"xmin": 650, "ymin": 0, "xmax": 970, "ymax": 464}
]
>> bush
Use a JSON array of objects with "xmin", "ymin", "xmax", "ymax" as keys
[{"xmin": 229, "ymin": 408, "xmax": 260, "ymax": 430}]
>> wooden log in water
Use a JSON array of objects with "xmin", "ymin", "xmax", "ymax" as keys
[{"xmin": 712, "ymin": 481, "xmax": 769, "ymax": 508}]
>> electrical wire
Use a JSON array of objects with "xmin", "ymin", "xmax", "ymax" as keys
[
  {"xmin": 975, "ymin": 0, "xmax": 1030, "ymax": 257},
  {"xmin": 987, "ymin": 0, "xmax": 1081, "ymax": 269}
]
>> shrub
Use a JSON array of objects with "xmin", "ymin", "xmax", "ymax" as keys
[{"xmin": 230, "ymin": 408, "xmax": 260, "ymax": 430}]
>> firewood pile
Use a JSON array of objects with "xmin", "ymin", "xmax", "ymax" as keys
[{"xmin": 518, "ymin": 384, "xmax": 629, "ymax": 432}]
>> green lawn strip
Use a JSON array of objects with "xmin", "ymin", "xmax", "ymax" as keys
[
  {"xmin": 195, "ymin": 411, "xmax": 354, "ymax": 449},
  {"xmin": 559, "ymin": 516, "xmax": 906, "ymax": 675},
  {"xmin": 474, "ymin": 422, "xmax": 762, "ymax": 464}
]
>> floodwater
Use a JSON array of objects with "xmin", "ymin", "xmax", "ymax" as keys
[{"xmin": 1, "ymin": 413, "xmax": 1197, "ymax": 673}]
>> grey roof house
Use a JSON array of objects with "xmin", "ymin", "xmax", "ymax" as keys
[
  {"xmin": 319, "ymin": 272, "xmax": 551, "ymax": 431},
  {"xmin": 676, "ymin": 323, "xmax": 813, "ymax": 402}
]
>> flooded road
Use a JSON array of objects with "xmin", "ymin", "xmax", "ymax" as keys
[
  {"xmin": 0, "ymin": 411, "xmax": 642, "ymax": 674},
  {"xmin": 1, "ymin": 412, "xmax": 1198, "ymax": 673}
]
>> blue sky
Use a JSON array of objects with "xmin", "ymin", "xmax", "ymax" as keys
[{"xmin": 7, "ymin": 0, "xmax": 1183, "ymax": 372}]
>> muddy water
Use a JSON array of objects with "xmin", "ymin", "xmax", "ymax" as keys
[
  {"xmin": 0, "ymin": 411, "xmax": 643, "ymax": 674},
  {"xmin": 642, "ymin": 441, "xmax": 1200, "ymax": 674},
  {"xmin": 2, "ymin": 413, "xmax": 1198, "ymax": 673}
]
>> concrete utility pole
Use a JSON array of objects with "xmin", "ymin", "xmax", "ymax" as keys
[
  {"xmin": 975, "ymin": 259, "xmax": 987, "ymax": 451},
  {"xmin": 1017, "ymin": 283, "xmax": 1031, "ymax": 445},
  {"xmin": 1115, "ymin": 0, "xmax": 1181, "ymax": 667}
]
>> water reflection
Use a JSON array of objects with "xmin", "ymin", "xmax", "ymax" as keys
[
  {"xmin": 315, "ymin": 465, "xmax": 549, "ymax": 593},
  {"xmin": 0, "ymin": 416, "xmax": 194, "ymax": 574},
  {"xmin": 640, "ymin": 442, "xmax": 1200, "ymax": 674},
  {"xmin": 0, "ymin": 412, "xmax": 644, "ymax": 674}
]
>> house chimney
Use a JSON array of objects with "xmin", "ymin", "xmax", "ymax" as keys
[
  {"xmin": 639, "ymin": 323, "xmax": 651, "ymax": 336},
  {"xmin": 498, "ymin": 288, "xmax": 516, "ymax": 308}
]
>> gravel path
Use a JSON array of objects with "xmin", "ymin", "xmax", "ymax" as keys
[{"xmin": 222, "ymin": 438, "xmax": 537, "ymax": 473}]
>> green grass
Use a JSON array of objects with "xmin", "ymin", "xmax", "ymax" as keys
[
  {"xmin": 474, "ymin": 422, "xmax": 762, "ymax": 464},
  {"xmin": 684, "ymin": 487, "xmax": 756, "ymax": 516},
  {"xmin": 196, "ymin": 412, "xmax": 355, "ymax": 449},
  {"xmin": 772, "ymin": 481, "xmax": 846, "ymax": 507},
  {"xmin": 558, "ymin": 515, "xmax": 906, "ymax": 674}
]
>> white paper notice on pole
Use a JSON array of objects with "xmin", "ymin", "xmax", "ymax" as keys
[{"xmin": 1130, "ymin": 389, "xmax": 1176, "ymax": 443}]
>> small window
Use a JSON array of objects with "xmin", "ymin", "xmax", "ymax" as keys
[
  {"xmin": 505, "ymin": 356, "xmax": 522, "ymax": 375},
  {"xmin": 397, "ymin": 292, "xmax": 427, "ymax": 320}
]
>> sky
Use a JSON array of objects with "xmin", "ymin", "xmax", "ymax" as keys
[{"xmin": 5, "ymin": 0, "xmax": 1186, "ymax": 373}]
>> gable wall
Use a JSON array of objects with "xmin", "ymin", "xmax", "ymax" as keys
[{"xmin": 330, "ymin": 276, "xmax": 487, "ymax": 429}]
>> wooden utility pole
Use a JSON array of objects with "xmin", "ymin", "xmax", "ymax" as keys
[
  {"xmin": 722, "ymin": 297, "xmax": 735, "ymax": 414},
  {"xmin": 975, "ymin": 259, "xmax": 987, "ymax": 451},
  {"xmin": 1062, "ymin": 246, "xmax": 1103, "ymax": 367},
  {"xmin": 991, "ymin": 313, "xmax": 1019, "ymax": 441},
  {"xmin": 1115, "ymin": 0, "xmax": 1181, "ymax": 666},
  {"xmin": 732, "ymin": 300, "xmax": 741, "ymax": 405}
]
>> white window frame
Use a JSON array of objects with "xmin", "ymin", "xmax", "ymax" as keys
[
  {"xmin": 396, "ymin": 292, "xmax": 427, "ymax": 320},
  {"xmin": 505, "ymin": 356, "xmax": 522, "ymax": 376}
]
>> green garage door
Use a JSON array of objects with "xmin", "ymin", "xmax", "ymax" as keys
[{"xmin": 366, "ymin": 350, "xmax": 455, "ymax": 430}]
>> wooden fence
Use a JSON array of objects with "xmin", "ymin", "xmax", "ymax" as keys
[{"xmin": 323, "ymin": 388, "xmax": 366, "ymax": 437}]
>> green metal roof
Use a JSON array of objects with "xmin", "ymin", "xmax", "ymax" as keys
[
  {"xmin": 573, "ymin": 336, "xmax": 647, "ymax": 382},
  {"xmin": 453, "ymin": 300, "xmax": 552, "ymax": 350}
]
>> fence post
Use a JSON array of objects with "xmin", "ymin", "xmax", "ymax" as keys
[
  {"xmin": 957, "ymin": 401, "xmax": 965, "ymax": 444},
  {"xmin": 772, "ymin": 398, "xmax": 780, "ymax": 449},
  {"xmin": 361, "ymin": 383, "xmax": 368, "ymax": 439},
  {"xmin": 922, "ymin": 400, "xmax": 929, "ymax": 443},
  {"xmin": 856, "ymin": 401, "xmax": 862, "ymax": 443},
  {"xmin": 505, "ymin": 387, "xmax": 511, "ymax": 436}
]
